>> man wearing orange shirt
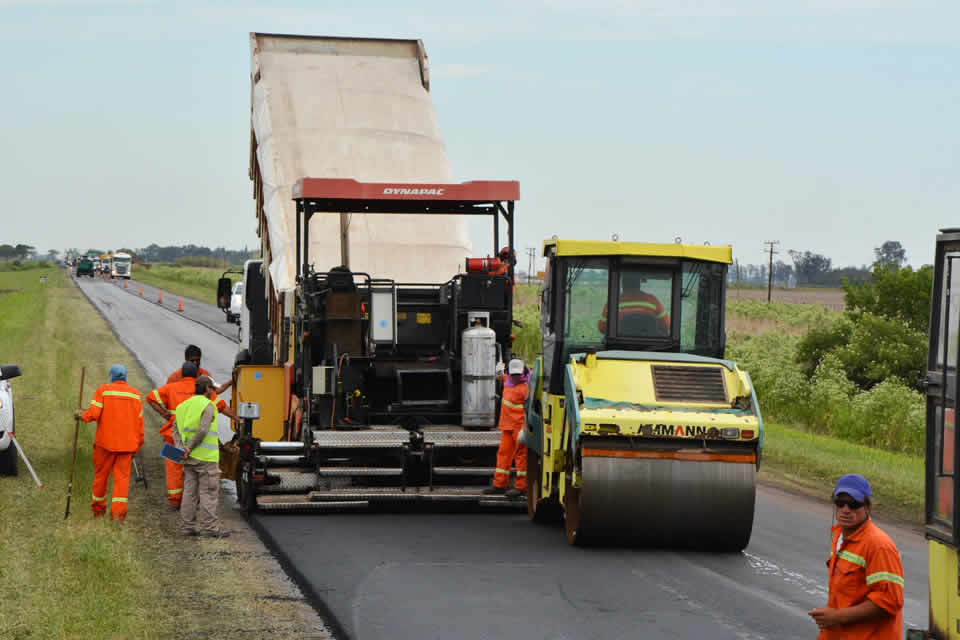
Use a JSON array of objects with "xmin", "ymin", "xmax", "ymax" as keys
[
  {"xmin": 167, "ymin": 344, "xmax": 231, "ymax": 395},
  {"xmin": 147, "ymin": 361, "xmax": 238, "ymax": 508},
  {"xmin": 73, "ymin": 365, "xmax": 144, "ymax": 521},
  {"xmin": 808, "ymin": 474, "xmax": 904, "ymax": 639}
]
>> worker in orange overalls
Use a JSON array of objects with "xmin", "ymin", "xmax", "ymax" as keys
[
  {"xmin": 167, "ymin": 344, "xmax": 232, "ymax": 395},
  {"xmin": 489, "ymin": 247, "xmax": 517, "ymax": 289},
  {"xmin": 74, "ymin": 364, "xmax": 144, "ymax": 521},
  {"xmin": 147, "ymin": 361, "xmax": 238, "ymax": 508},
  {"xmin": 483, "ymin": 358, "xmax": 529, "ymax": 498},
  {"xmin": 808, "ymin": 474, "xmax": 904, "ymax": 639},
  {"xmin": 597, "ymin": 271, "xmax": 670, "ymax": 336}
]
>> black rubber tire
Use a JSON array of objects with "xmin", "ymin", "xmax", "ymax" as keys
[
  {"xmin": 527, "ymin": 452, "xmax": 561, "ymax": 524},
  {"xmin": 236, "ymin": 462, "xmax": 256, "ymax": 514},
  {"xmin": 0, "ymin": 441, "xmax": 17, "ymax": 476}
]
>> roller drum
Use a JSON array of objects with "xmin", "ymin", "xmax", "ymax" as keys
[{"xmin": 572, "ymin": 455, "xmax": 755, "ymax": 550}]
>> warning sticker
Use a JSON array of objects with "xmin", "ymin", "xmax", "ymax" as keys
[{"xmin": 417, "ymin": 313, "xmax": 432, "ymax": 325}]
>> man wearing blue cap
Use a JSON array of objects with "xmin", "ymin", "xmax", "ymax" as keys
[
  {"xmin": 74, "ymin": 364, "xmax": 144, "ymax": 520},
  {"xmin": 808, "ymin": 474, "xmax": 904, "ymax": 639}
]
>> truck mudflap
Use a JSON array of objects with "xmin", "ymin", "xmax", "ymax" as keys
[{"xmin": 240, "ymin": 427, "xmax": 527, "ymax": 513}]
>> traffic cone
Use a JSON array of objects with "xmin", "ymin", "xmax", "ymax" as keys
[
  {"xmin": 178, "ymin": 298, "xmax": 184, "ymax": 313},
  {"xmin": 138, "ymin": 287, "xmax": 143, "ymax": 296},
  {"xmin": 124, "ymin": 280, "xmax": 128, "ymax": 289},
  {"xmin": 157, "ymin": 291, "xmax": 163, "ymax": 305}
]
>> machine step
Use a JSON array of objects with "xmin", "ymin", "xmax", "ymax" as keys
[
  {"xmin": 432, "ymin": 467, "xmax": 495, "ymax": 476},
  {"xmin": 316, "ymin": 467, "xmax": 403, "ymax": 476}
]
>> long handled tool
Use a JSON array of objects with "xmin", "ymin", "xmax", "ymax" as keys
[
  {"xmin": 65, "ymin": 366, "xmax": 86, "ymax": 520},
  {"xmin": 9, "ymin": 433, "xmax": 43, "ymax": 488},
  {"xmin": 132, "ymin": 454, "xmax": 148, "ymax": 489}
]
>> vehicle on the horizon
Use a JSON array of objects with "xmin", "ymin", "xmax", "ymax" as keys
[
  {"xmin": 0, "ymin": 365, "xmax": 23, "ymax": 476},
  {"xmin": 75, "ymin": 257, "xmax": 95, "ymax": 278},
  {"xmin": 111, "ymin": 252, "xmax": 132, "ymax": 279}
]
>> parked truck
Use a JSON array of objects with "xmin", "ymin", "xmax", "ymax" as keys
[{"xmin": 221, "ymin": 34, "xmax": 523, "ymax": 511}]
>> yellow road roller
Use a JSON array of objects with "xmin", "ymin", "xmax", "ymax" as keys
[{"xmin": 522, "ymin": 239, "xmax": 762, "ymax": 549}]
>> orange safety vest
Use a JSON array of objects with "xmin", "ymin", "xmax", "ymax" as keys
[
  {"xmin": 151, "ymin": 376, "xmax": 226, "ymax": 437},
  {"xmin": 498, "ymin": 381, "xmax": 528, "ymax": 431},
  {"xmin": 80, "ymin": 381, "xmax": 145, "ymax": 452},
  {"xmin": 818, "ymin": 519, "xmax": 904, "ymax": 640},
  {"xmin": 598, "ymin": 291, "xmax": 669, "ymax": 334}
]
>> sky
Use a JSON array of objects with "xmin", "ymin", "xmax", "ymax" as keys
[{"xmin": 2, "ymin": 1, "xmax": 958, "ymax": 271}]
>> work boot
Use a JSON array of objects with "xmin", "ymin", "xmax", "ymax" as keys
[
  {"xmin": 199, "ymin": 529, "xmax": 231, "ymax": 538},
  {"xmin": 482, "ymin": 486, "xmax": 506, "ymax": 495},
  {"xmin": 505, "ymin": 488, "xmax": 525, "ymax": 499},
  {"xmin": 182, "ymin": 529, "xmax": 199, "ymax": 537}
]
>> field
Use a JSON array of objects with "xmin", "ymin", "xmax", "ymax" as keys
[
  {"xmin": 0, "ymin": 269, "xmax": 323, "ymax": 639},
  {"xmin": 728, "ymin": 285, "xmax": 846, "ymax": 310}
]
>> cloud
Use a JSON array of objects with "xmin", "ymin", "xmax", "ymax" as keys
[{"xmin": 431, "ymin": 63, "xmax": 495, "ymax": 79}]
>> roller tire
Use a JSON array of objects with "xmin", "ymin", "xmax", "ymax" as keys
[
  {"xmin": 236, "ymin": 461, "xmax": 256, "ymax": 514},
  {"xmin": 527, "ymin": 452, "xmax": 561, "ymax": 524}
]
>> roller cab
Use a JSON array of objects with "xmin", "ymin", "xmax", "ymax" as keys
[{"xmin": 524, "ymin": 239, "xmax": 762, "ymax": 548}]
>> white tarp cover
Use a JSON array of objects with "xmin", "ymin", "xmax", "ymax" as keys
[{"xmin": 251, "ymin": 34, "xmax": 472, "ymax": 294}]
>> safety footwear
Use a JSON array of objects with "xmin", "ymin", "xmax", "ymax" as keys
[
  {"xmin": 182, "ymin": 529, "xmax": 200, "ymax": 537},
  {"xmin": 482, "ymin": 486, "xmax": 506, "ymax": 495},
  {"xmin": 505, "ymin": 488, "xmax": 526, "ymax": 499},
  {"xmin": 199, "ymin": 530, "xmax": 231, "ymax": 538}
]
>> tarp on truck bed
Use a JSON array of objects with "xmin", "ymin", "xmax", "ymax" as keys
[{"xmin": 250, "ymin": 33, "xmax": 472, "ymax": 294}]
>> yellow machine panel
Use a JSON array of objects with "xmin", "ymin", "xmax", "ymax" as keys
[
  {"xmin": 928, "ymin": 540, "xmax": 960, "ymax": 639},
  {"xmin": 234, "ymin": 365, "xmax": 287, "ymax": 441}
]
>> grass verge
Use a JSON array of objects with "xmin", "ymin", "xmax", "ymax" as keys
[
  {"xmin": 760, "ymin": 421, "xmax": 924, "ymax": 526},
  {"xmin": 132, "ymin": 264, "xmax": 242, "ymax": 307},
  {"xmin": 0, "ymin": 269, "xmax": 325, "ymax": 639}
]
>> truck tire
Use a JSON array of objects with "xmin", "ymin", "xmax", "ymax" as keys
[
  {"xmin": 527, "ymin": 452, "xmax": 560, "ymax": 524},
  {"xmin": 0, "ymin": 442, "xmax": 17, "ymax": 476}
]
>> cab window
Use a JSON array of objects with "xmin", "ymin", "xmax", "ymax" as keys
[{"xmin": 563, "ymin": 259, "xmax": 608, "ymax": 345}]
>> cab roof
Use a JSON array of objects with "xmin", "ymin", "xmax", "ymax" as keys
[{"xmin": 542, "ymin": 239, "xmax": 732, "ymax": 264}]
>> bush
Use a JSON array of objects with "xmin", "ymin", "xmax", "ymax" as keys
[
  {"xmin": 843, "ymin": 263, "xmax": 933, "ymax": 333},
  {"xmin": 842, "ymin": 378, "xmax": 924, "ymax": 455}
]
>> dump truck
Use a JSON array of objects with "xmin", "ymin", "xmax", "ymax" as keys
[
  {"xmin": 522, "ymin": 239, "xmax": 763, "ymax": 549},
  {"xmin": 222, "ymin": 33, "xmax": 523, "ymax": 511}
]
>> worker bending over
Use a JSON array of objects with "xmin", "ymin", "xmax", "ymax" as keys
[
  {"xmin": 74, "ymin": 364, "xmax": 144, "ymax": 521},
  {"xmin": 484, "ymin": 358, "xmax": 529, "ymax": 498},
  {"xmin": 171, "ymin": 376, "xmax": 230, "ymax": 538},
  {"xmin": 147, "ymin": 361, "xmax": 238, "ymax": 508}
]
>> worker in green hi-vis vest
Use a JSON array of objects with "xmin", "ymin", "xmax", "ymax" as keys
[{"xmin": 171, "ymin": 376, "xmax": 230, "ymax": 538}]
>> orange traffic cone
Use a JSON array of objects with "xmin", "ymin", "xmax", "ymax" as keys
[
  {"xmin": 138, "ymin": 287, "xmax": 143, "ymax": 296},
  {"xmin": 123, "ymin": 280, "xmax": 128, "ymax": 289},
  {"xmin": 178, "ymin": 298, "xmax": 184, "ymax": 313},
  {"xmin": 157, "ymin": 291, "xmax": 163, "ymax": 305}
]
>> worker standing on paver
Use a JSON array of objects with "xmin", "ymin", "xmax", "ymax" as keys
[
  {"xmin": 74, "ymin": 364, "xmax": 144, "ymax": 521},
  {"xmin": 484, "ymin": 358, "xmax": 529, "ymax": 498},
  {"xmin": 167, "ymin": 344, "xmax": 231, "ymax": 395},
  {"xmin": 808, "ymin": 474, "xmax": 905, "ymax": 639},
  {"xmin": 147, "ymin": 361, "xmax": 238, "ymax": 508},
  {"xmin": 171, "ymin": 375, "xmax": 230, "ymax": 538}
]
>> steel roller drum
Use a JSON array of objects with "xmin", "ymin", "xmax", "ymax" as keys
[{"xmin": 569, "ymin": 454, "xmax": 756, "ymax": 550}]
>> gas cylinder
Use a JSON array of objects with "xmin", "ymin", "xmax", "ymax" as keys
[{"xmin": 461, "ymin": 324, "xmax": 498, "ymax": 428}]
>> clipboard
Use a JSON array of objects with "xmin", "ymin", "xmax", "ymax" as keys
[{"xmin": 160, "ymin": 443, "xmax": 186, "ymax": 464}]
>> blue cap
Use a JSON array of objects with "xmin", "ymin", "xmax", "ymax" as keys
[
  {"xmin": 833, "ymin": 474, "xmax": 871, "ymax": 502},
  {"xmin": 109, "ymin": 364, "xmax": 127, "ymax": 382}
]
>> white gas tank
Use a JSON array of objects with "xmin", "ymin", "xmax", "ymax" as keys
[{"xmin": 461, "ymin": 324, "xmax": 498, "ymax": 429}]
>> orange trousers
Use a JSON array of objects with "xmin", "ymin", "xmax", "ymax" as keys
[
  {"xmin": 163, "ymin": 435, "xmax": 184, "ymax": 507},
  {"xmin": 493, "ymin": 429, "xmax": 527, "ymax": 490},
  {"xmin": 91, "ymin": 445, "xmax": 133, "ymax": 520}
]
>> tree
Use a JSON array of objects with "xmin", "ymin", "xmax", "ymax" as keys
[
  {"xmin": 874, "ymin": 240, "xmax": 906, "ymax": 268},
  {"xmin": 0, "ymin": 244, "xmax": 14, "ymax": 260},
  {"xmin": 13, "ymin": 244, "xmax": 35, "ymax": 260},
  {"xmin": 843, "ymin": 263, "xmax": 933, "ymax": 333},
  {"xmin": 788, "ymin": 250, "xmax": 832, "ymax": 285}
]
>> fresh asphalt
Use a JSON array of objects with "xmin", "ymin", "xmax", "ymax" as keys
[{"xmin": 76, "ymin": 275, "xmax": 930, "ymax": 640}]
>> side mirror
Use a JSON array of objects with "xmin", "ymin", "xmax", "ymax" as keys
[
  {"xmin": 216, "ymin": 277, "xmax": 232, "ymax": 310},
  {"xmin": 0, "ymin": 364, "xmax": 22, "ymax": 381}
]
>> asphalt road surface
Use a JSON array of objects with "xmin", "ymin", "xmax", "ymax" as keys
[{"xmin": 77, "ymin": 275, "xmax": 930, "ymax": 640}]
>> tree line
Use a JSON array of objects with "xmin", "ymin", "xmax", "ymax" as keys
[{"xmin": 730, "ymin": 240, "xmax": 909, "ymax": 287}]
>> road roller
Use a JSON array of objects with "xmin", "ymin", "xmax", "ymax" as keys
[{"xmin": 522, "ymin": 239, "xmax": 763, "ymax": 549}]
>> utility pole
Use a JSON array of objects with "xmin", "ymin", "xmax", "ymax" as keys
[
  {"xmin": 764, "ymin": 240, "xmax": 779, "ymax": 303},
  {"xmin": 526, "ymin": 247, "xmax": 536, "ymax": 284}
]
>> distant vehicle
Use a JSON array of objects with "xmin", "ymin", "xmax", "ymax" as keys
[
  {"xmin": 75, "ymin": 257, "xmax": 95, "ymax": 278},
  {"xmin": 0, "ymin": 365, "xmax": 23, "ymax": 476},
  {"xmin": 228, "ymin": 282, "xmax": 243, "ymax": 324},
  {"xmin": 111, "ymin": 252, "xmax": 132, "ymax": 279}
]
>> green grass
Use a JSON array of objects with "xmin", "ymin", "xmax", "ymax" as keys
[
  {"xmin": 132, "ymin": 263, "xmax": 242, "ymax": 306},
  {"xmin": 0, "ymin": 269, "xmax": 319, "ymax": 639},
  {"xmin": 761, "ymin": 421, "xmax": 924, "ymax": 523}
]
